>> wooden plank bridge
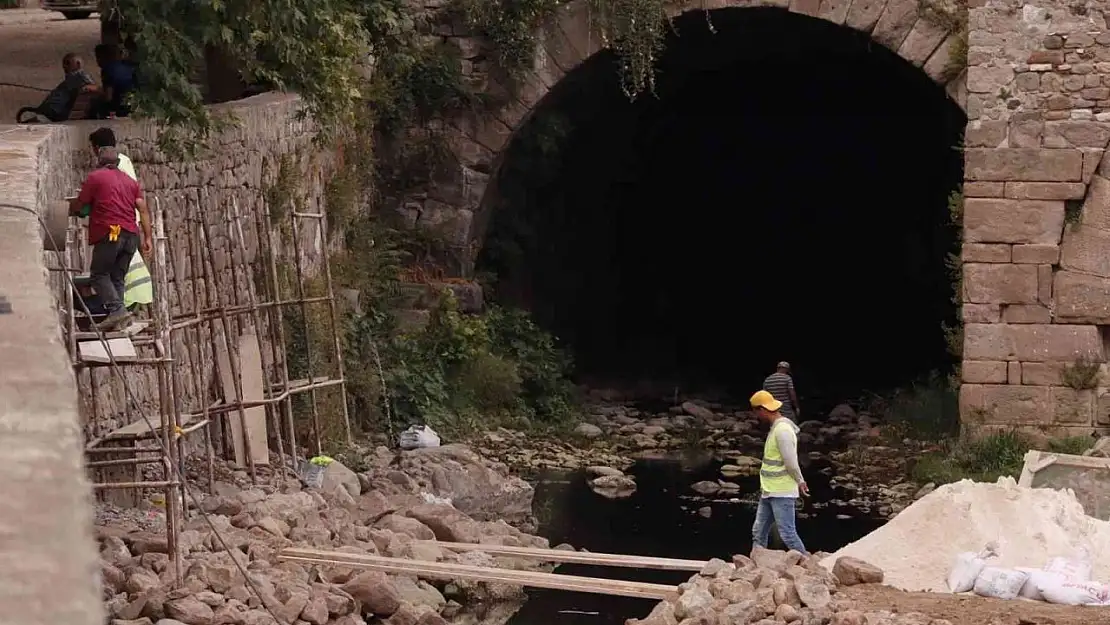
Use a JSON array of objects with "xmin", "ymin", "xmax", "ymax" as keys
[{"xmin": 279, "ymin": 542, "xmax": 713, "ymax": 601}]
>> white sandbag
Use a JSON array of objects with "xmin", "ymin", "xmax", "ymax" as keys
[
  {"xmin": 1016, "ymin": 567, "xmax": 1066, "ymax": 602},
  {"xmin": 398, "ymin": 424, "xmax": 441, "ymax": 450},
  {"xmin": 972, "ymin": 567, "xmax": 1029, "ymax": 600},
  {"xmin": 947, "ymin": 542, "xmax": 999, "ymax": 593},
  {"xmin": 1043, "ymin": 547, "xmax": 1092, "ymax": 582},
  {"xmin": 1038, "ymin": 580, "xmax": 1109, "ymax": 606}
]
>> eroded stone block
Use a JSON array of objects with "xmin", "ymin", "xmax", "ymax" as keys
[
  {"xmin": 964, "ymin": 198, "xmax": 1065, "ymax": 244},
  {"xmin": 962, "ymin": 303, "xmax": 1000, "ymax": 323},
  {"xmin": 963, "ymin": 323, "xmax": 1104, "ymax": 362},
  {"xmin": 964, "ymin": 264, "xmax": 1038, "ymax": 303},
  {"xmin": 1050, "ymin": 387, "xmax": 1095, "ymax": 425},
  {"xmin": 962, "ymin": 243, "xmax": 1011, "ymax": 263},
  {"xmin": 959, "ymin": 384, "xmax": 1052, "ymax": 424},
  {"xmin": 1053, "ymin": 270, "xmax": 1110, "ymax": 322},
  {"xmin": 1061, "ymin": 225, "xmax": 1110, "ymax": 277},
  {"xmin": 962, "ymin": 361, "xmax": 1008, "ymax": 384},
  {"xmin": 965, "ymin": 148, "xmax": 1084, "ymax": 182},
  {"xmin": 1002, "ymin": 304, "xmax": 1052, "ymax": 323},
  {"xmin": 1011, "ymin": 244, "xmax": 1059, "ymax": 264}
]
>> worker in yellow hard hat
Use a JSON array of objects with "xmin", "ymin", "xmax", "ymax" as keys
[{"xmin": 749, "ymin": 389, "xmax": 809, "ymax": 556}]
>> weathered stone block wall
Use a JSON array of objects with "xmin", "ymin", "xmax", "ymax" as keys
[
  {"xmin": 57, "ymin": 93, "xmax": 334, "ymax": 439},
  {"xmin": 962, "ymin": 0, "xmax": 1110, "ymax": 435}
]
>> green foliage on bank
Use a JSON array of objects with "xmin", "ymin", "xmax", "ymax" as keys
[
  {"xmin": 910, "ymin": 431, "xmax": 1094, "ymax": 485},
  {"xmin": 115, "ymin": 0, "xmax": 681, "ymax": 150},
  {"xmin": 330, "ymin": 219, "xmax": 578, "ymax": 439},
  {"xmin": 862, "ymin": 374, "xmax": 1095, "ymax": 486}
]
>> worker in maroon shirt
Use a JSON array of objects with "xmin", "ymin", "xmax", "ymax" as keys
[{"xmin": 69, "ymin": 146, "xmax": 152, "ymax": 331}]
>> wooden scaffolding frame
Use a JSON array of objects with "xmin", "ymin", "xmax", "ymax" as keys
[{"xmin": 51, "ymin": 191, "xmax": 351, "ymax": 585}]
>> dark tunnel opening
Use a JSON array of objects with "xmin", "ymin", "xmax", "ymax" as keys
[{"xmin": 475, "ymin": 7, "xmax": 967, "ymax": 411}]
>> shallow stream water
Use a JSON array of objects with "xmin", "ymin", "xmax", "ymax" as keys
[{"xmin": 504, "ymin": 456, "xmax": 885, "ymax": 625}]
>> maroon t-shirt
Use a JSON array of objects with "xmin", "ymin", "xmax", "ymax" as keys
[{"xmin": 77, "ymin": 166, "xmax": 143, "ymax": 245}]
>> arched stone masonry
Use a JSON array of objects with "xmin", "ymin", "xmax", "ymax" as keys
[
  {"xmin": 959, "ymin": 0, "xmax": 1110, "ymax": 436},
  {"xmin": 415, "ymin": 0, "xmax": 967, "ymax": 266}
]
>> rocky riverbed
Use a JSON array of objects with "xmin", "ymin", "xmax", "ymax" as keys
[
  {"xmin": 471, "ymin": 397, "xmax": 932, "ymax": 517},
  {"xmin": 99, "ymin": 445, "xmax": 559, "ymax": 625}
]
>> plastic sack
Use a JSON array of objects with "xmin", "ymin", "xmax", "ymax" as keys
[
  {"xmin": 972, "ymin": 567, "xmax": 1029, "ymax": 600},
  {"xmin": 1016, "ymin": 567, "xmax": 1067, "ymax": 602},
  {"xmin": 1039, "ymin": 580, "xmax": 1109, "ymax": 606},
  {"xmin": 947, "ymin": 542, "xmax": 999, "ymax": 593},
  {"xmin": 1043, "ymin": 547, "xmax": 1093, "ymax": 582},
  {"xmin": 398, "ymin": 424, "xmax": 441, "ymax": 450}
]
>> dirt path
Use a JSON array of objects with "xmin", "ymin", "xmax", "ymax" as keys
[
  {"xmin": 842, "ymin": 585, "xmax": 1104, "ymax": 625},
  {"xmin": 0, "ymin": 14, "xmax": 98, "ymax": 123}
]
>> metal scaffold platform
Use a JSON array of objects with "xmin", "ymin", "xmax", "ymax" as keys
[{"xmin": 46, "ymin": 190, "xmax": 351, "ymax": 585}]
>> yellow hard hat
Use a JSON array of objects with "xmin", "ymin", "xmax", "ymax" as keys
[{"xmin": 750, "ymin": 390, "xmax": 783, "ymax": 412}]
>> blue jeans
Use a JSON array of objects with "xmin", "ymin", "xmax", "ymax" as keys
[{"xmin": 752, "ymin": 496, "xmax": 808, "ymax": 555}]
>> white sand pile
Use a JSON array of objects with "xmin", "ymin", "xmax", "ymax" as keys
[{"xmin": 821, "ymin": 477, "xmax": 1110, "ymax": 592}]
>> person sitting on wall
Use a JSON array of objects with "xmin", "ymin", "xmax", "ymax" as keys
[
  {"xmin": 16, "ymin": 52, "xmax": 99, "ymax": 123},
  {"xmin": 93, "ymin": 43, "xmax": 135, "ymax": 118},
  {"xmin": 69, "ymin": 146, "xmax": 152, "ymax": 331}
]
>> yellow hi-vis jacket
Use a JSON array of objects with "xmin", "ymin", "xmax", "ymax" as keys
[
  {"xmin": 760, "ymin": 419, "xmax": 799, "ymax": 496},
  {"xmin": 118, "ymin": 153, "xmax": 153, "ymax": 308}
]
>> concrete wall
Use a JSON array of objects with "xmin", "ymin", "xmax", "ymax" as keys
[
  {"xmin": 0, "ymin": 127, "xmax": 102, "ymax": 624},
  {"xmin": 960, "ymin": 0, "xmax": 1110, "ymax": 436}
]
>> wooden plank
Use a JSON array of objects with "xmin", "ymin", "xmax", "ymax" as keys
[
  {"xmin": 73, "ymin": 321, "xmax": 151, "ymax": 341},
  {"xmin": 215, "ymin": 337, "xmax": 246, "ymax": 466},
  {"xmin": 78, "ymin": 337, "xmax": 138, "ymax": 363},
  {"xmin": 417, "ymin": 541, "xmax": 708, "ymax": 571},
  {"xmin": 238, "ymin": 330, "xmax": 270, "ymax": 467},
  {"xmin": 102, "ymin": 410, "xmax": 199, "ymax": 440},
  {"xmin": 278, "ymin": 548, "xmax": 679, "ymax": 601}
]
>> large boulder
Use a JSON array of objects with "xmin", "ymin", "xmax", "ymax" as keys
[{"xmin": 390, "ymin": 445, "xmax": 535, "ymax": 526}]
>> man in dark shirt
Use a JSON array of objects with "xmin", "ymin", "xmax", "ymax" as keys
[
  {"xmin": 70, "ymin": 147, "xmax": 151, "ymax": 330},
  {"xmin": 94, "ymin": 44, "xmax": 135, "ymax": 118},
  {"xmin": 16, "ymin": 52, "xmax": 98, "ymax": 123}
]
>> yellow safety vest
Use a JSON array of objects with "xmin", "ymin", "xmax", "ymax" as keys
[
  {"xmin": 117, "ymin": 152, "xmax": 153, "ymax": 308},
  {"xmin": 760, "ymin": 419, "xmax": 798, "ymax": 495}
]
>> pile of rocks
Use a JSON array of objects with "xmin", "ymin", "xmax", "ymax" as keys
[
  {"xmin": 629, "ymin": 547, "xmax": 949, "ymax": 625},
  {"xmin": 102, "ymin": 445, "xmax": 555, "ymax": 625}
]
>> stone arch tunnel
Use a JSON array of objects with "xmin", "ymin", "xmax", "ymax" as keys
[{"xmin": 465, "ymin": 6, "xmax": 968, "ymax": 407}]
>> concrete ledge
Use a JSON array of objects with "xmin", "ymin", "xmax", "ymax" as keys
[{"xmin": 0, "ymin": 124, "xmax": 102, "ymax": 624}]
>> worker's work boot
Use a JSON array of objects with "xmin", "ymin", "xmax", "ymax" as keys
[{"xmin": 97, "ymin": 307, "xmax": 132, "ymax": 332}]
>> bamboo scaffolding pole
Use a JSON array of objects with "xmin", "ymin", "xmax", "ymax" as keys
[
  {"xmin": 288, "ymin": 210, "xmax": 322, "ymax": 456},
  {"xmin": 157, "ymin": 201, "xmax": 189, "ymax": 543},
  {"xmin": 228, "ymin": 197, "xmax": 285, "ymax": 482},
  {"xmin": 261, "ymin": 202, "xmax": 299, "ymax": 468},
  {"xmin": 200, "ymin": 213, "xmax": 257, "ymax": 483},
  {"xmin": 92, "ymin": 480, "xmax": 179, "ymax": 490},
  {"xmin": 152, "ymin": 200, "xmax": 182, "ymax": 586},
  {"xmin": 316, "ymin": 203, "xmax": 351, "ymax": 445},
  {"xmin": 86, "ymin": 457, "xmax": 165, "ymax": 468},
  {"xmin": 189, "ymin": 214, "xmax": 219, "ymax": 486},
  {"xmin": 278, "ymin": 549, "xmax": 680, "ymax": 601},
  {"xmin": 185, "ymin": 212, "xmax": 215, "ymax": 494},
  {"xmin": 167, "ymin": 297, "xmax": 334, "ymax": 329},
  {"xmin": 417, "ymin": 541, "xmax": 709, "ymax": 571}
]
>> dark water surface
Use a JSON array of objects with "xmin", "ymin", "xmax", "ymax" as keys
[{"xmin": 504, "ymin": 457, "xmax": 885, "ymax": 625}]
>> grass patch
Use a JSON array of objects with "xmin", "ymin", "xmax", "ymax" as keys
[
  {"xmin": 1062, "ymin": 358, "xmax": 1101, "ymax": 390},
  {"xmin": 910, "ymin": 430, "xmax": 1095, "ymax": 485},
  {"xmin": 864, "ymin": 371, "xmax": 961, "ymax": 442}
]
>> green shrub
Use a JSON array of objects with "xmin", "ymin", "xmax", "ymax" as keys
[
  {"xmin": 341, "ymin": 288, "xmax": 577, "ymax": 437},
  {"xmin": 867, "ymin": 371, "xmax": 960, "ymax": 441},
  {"xmin": 909, "ymin": 430, "xmax": 1095, "ymax": 485}
]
